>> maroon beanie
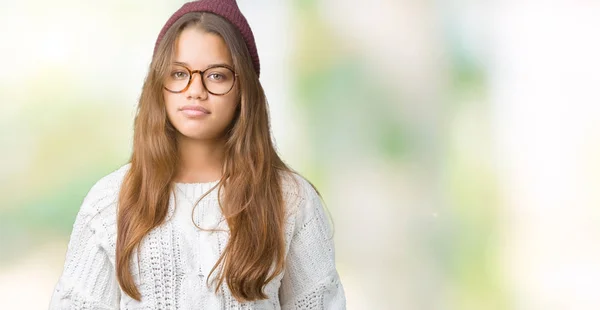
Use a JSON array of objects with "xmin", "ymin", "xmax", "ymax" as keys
[{"xmin": 154, "ymin": 0, "xmax": 260, "ymax": 77}]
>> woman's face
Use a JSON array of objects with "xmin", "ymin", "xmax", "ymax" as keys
[{"xmin": 164, "ymin": 27, "xmax": 239, "ymax": 141}]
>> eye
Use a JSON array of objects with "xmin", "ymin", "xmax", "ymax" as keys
[
  {"xmin": 207, "ymin": 73, "xmax": 224, "ymax": 81},
  {"xmin": 171, "ymin": 70, "xmax": 189, "ymax": 80}
]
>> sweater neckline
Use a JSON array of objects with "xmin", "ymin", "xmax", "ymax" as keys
[
  {"xmin": 174, "ymin": 180, "xmax": 220, "ymax": 186},
  {"xmin": 174, "ymin": 180, "xmax": 221, "ymax": 201}
]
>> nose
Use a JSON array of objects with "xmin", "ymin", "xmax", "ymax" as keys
[{"xmin": 187, "ymin": 72, "xmax": 208, "ymax": 99}]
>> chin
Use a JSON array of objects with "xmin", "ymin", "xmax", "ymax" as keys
[
  {"xmin": 172, "ymin": 120, "xmax": 229, "ymax": 141},
  {"xmin": 177, "ymin": 130, "xmax": 213, "ymax": 140}
]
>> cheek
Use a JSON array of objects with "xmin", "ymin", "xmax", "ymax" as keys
[
  {"xmin": 224, "ymin": 89, "xmax": 241, "ymax": 118},
  {"xmin": 163, "ymin": 91, "xmax": 175, "ymax": 108},
  {"xmin": 214, "ymin": 98, "xmax": 239, "ymax": 124},
  {"xmin": 163, "ymin": 92, "xmax": 180, "ymax": 119}
]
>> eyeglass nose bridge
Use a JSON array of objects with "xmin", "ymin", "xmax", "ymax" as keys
[{"xmin": 184, "ymin": 69, "xmax": 209, "ymax": 93}]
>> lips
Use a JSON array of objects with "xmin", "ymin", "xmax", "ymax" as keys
[
  {"xmin": 180, "ymin": 105, "xmax": 211, "ymax": 114},
  {"xmin": 179, "ymin": 105, "xmax": 211, "ymax": 118}
]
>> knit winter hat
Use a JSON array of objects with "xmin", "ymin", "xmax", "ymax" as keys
[{"xmin": 154, "ymin": 0, "xmax": 260, "ymax": 77}]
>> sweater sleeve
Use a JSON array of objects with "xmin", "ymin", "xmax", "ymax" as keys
[
  {"xmin": 279, "ymin": 178, "xmax": 346, "ymax": 310},
  {"xmin": 49, "ymin": 183, "xmax": 121, "ymax": 310}
]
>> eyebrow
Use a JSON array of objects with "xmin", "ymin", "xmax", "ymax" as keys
[{"xmin": 173, "ymin": 61, "xmax": 232, "ymax": 69}]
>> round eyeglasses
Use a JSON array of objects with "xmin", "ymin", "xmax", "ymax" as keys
[{"xmin": 164, "ymin": 64, "xmax": 237, "ymax": 95}]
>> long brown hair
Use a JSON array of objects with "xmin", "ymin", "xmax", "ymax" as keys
[{"xmin": 116, "ymin": 12, "xmax": 311, "ymax": 302}]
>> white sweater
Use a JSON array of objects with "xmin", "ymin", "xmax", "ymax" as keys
[{"xmin": 49, "ymin": 164, "xmax": 346, "ymax": 309}]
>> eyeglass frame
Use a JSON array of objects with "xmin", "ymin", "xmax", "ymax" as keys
[{"xmin": 163, "ymin": 63, "xmax": 238, "ymax": 96}]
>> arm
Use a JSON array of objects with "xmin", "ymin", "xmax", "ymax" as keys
[
  {"xmin": 279, "ymin": 179, "xmax": 346, "ymax": 310},
  {"xmin": 49, "ymin": 188, "xmax": 121, "ymax": 310}
]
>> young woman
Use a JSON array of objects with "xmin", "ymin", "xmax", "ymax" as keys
[{"xmin": 49, "ymin": 0, "xmax": 345, "ymax": 309}]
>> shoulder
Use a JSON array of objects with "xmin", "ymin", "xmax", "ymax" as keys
[
  {"xmin": 279, "ymin": 170, "xmax": 325, "ymax": 222},
  {"xmin": 77, "ymin": 163, "xmax": 130, "ymax": 224},
  {"xmin": 280, "ymin": 170, "xmax": 314, "ymax": 203},
  {"xmin": 278, "ymin": 170, "xmax": 335, "ymax": 257}
]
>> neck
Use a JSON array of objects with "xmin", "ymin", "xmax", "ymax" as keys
[{"xmin": 175, "ymin": 135, "xmax": 225, "ymax": 183}]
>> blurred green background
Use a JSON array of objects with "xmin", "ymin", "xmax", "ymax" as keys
[{"xmin": 1, "ymin": 1, "xmax": 600, "ymax": 309}]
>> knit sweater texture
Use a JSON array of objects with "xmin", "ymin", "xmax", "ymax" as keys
[{"xmin": 49, "ymin": 164, "xmax": 346, "ymax": 309}]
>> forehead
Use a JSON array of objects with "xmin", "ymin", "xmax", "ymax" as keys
[{"xmin": 173, "ymin": 27, "xmax": 233, "ymax": 68}]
